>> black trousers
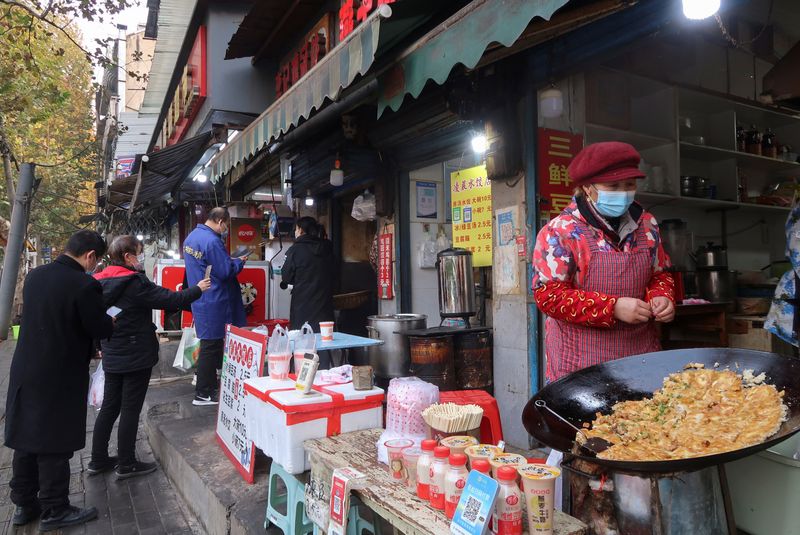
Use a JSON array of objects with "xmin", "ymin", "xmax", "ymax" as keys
[
  {"xmin": 196, "ymin": 338, "xmax": 224, "ymax": 397},
  {"xmin": 10, "ymin": 450, "xmax": 72, "ymax": 513},
  {"xmin": 91, "ymin": 367, "xmax": 152, "ymax": 467}
]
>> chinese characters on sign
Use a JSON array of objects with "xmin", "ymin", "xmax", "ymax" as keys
[
  {"xmin": 339, "ymin": 0, "xmax": 394, "ymax": 41},
  {"xmin": 451, "ymin": 165, "xmax": 493, "ymax": 267},
  {"xmin": 275, "ymin": 15, "xmax": 333, "ymax": 98},
  {"xmin": 216, "ymin": 325, "xmax": 266, "ymax": 483},
  {"xmin": 537, "ymin": 129, "xmax": 584, "ymax": 220},
  {"xmin": 415, "ymin": 181, "xmax": 438, "ymax": 219},
  {"xmin": 378, "ymin": 233, "xmax": 393, "ymax": 300}
]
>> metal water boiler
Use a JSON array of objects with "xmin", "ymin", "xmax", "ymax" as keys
[{"xmin": 436, "ymin": 248, "xmax": 476, "ymax": 320}]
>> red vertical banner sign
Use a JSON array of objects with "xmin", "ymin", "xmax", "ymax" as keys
[
  {"xmin": 537, "ymin": 129, "xmax": 584, "ymax": 220},
  {"xmin": 378, "ymin": 233, "xmax": 394, "ymax": 299}
]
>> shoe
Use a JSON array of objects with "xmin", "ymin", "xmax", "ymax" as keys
[
  {"xmin": 12, "ymin": 504, "xmax": 40, "ymax": 526},
  {"xmin": 116, "ymin": 461, "xmax": 157, "ymax": 480},
  {"xmin": 192, "ymin": 392, "xmax": 219, "ymax": 406},
  {"xmin": 39, "ymin": 505, "xmax": 98, "ymax": 532},
  {"xmin": 87, "ymin": 456, "xmax": 118, "ymax": 476}
]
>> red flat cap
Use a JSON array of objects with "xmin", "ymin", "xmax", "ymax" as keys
[{"xmin": 568, "ymin": 142, "xmax": 645, "ymax": 187}]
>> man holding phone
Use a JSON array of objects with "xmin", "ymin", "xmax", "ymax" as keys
[{"xmin": 183, "ymin": 207, "xmax": 248, "ymax": 406}]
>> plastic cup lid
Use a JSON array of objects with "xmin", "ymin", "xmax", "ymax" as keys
[
  {"xmin": 434, "ymin": 446, "xmax": 450, "ymax": 458},
  {"xmin": 517, "ymin": 463, "xmax": 561, "ymax": 480}
]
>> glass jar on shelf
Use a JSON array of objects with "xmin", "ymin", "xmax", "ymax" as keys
[
  {"xmin": 746, "ymin": 124, "xmax": 762, "ymax": 156},
  {"xmin": 762, "ymin": 128, "xmax": 777, "ymax": 159},
  {"xmin": 736, "ymin": 124, "xmax": 746, "ymax": 152}
]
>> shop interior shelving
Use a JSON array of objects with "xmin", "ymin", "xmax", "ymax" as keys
[{"xmin": 583, "ymin": 67, "xmax": 800, "ymax": 215}]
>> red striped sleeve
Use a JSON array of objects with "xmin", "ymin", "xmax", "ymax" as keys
[{"xmin": 533, "ymin": 280, "xmax": 617, "ymax": 328}]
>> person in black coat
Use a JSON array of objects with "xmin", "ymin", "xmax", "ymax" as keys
[
  {"xmin": 5, "ymin": 231, "xmax": 113, "ymax": 531},
  {"xmin": 281, "ymin": 217, "xmax": 337, "ymax": 331},
  {"xmin": 89, "ymin": 236, "xmax": 210, "ymax": 479}
]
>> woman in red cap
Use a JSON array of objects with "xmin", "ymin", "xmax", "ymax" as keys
[{"xmin": 532, "ymin": 141, "xmax": 675, "ymax": 382}]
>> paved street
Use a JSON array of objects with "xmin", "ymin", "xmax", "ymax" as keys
[{"xmin": 0, "ymin": 340, "xmax": 202, "ymax": 535}]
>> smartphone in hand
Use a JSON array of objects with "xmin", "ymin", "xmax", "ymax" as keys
[{"xmin": 107, "ymin": 306, "xmax": 122, "ymax": 318}]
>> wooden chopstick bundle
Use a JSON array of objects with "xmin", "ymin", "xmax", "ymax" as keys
[{"xmin": 422, "ymin": 403, "xmax": 484, "ymax": 433}]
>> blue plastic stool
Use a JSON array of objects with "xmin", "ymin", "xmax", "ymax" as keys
[
  {"xmin": 311, "ymin": 496, "xmax": 381, "ymax": 535},
  {"xmin": 265, "ymin": 461, "xmax": 313, "ymax": 535}
]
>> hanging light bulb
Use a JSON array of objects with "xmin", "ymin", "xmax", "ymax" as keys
[
  {"xmin": 305, "ymin": 189, "xmax": 314, "ymax": 207},
  {"xmin": 540, "ymin": 87, "xmax": 564, "ymax": 118},
  {"xmin": 682, "ymin": 0, "xmax": 720, "ymax": 20},
  {"xmin": 471, "ymin": 133, "xmax": 488, "ymax": 154},
  {"xmin": 195, "ymin": 172, "xmax": 208, "ymax": 183},
  {"xmin": 330, "ymin": 155, "xmax": 344, "ymax": 186},
  {"xmin": 136, "ymin": 234, "xmax": 144, "ymax": 241}
]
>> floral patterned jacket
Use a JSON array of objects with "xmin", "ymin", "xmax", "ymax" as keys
[{"xmin": 532, "ymin": 197, "xmax": 675, "ymax": 327}]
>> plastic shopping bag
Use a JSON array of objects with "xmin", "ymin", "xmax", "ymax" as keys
[
  {"xmin": 267, "ymin": 325, "xmax": 291, "ymax": 379},
  {"xmin": 293, "ymin": 322, "xmax": 317, "ymax": 373},
  {"xmin": 88, "ymin": 362, "xmax": 105, "ymax": 409},
  {"xmin": 351, "ymin": 190, "xmax": 376, "ymax": 221},
  {"xmin": 173, "ymin": 326, "xmax": 201, "ymax": 371}
]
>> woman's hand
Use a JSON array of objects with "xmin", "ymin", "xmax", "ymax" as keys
[
  {"xmin": 650, "ymin": 296, "xmax": 675, "ymax": 323},
  {"xmin": 613, "ymin": 297, "xmax": 652, "ymax": 324},
  {"xmin": 198, "ymin": 278, "xmax": 212, "ymax": 292}
]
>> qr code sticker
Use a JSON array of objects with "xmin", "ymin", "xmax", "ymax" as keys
[
  {"xmin": 463, "ymin": 496, "xmax": 482, "ymax": 525},
  {"xmin": 333, "ymin": 495, "xmax": 342, "ymax": 515}
]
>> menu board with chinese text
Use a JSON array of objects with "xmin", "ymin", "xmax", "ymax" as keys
[{"xmin": 451, "ymin": 164, "xmax": 492, "ymax": 267}]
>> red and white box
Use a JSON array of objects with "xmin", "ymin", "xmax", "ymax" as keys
[{"xmin": 243, "ymin": 377, "xmax": 384, "ymax": 474}]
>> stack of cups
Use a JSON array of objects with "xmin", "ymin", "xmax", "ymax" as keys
[
  {"xmin": 320, "ymin": 321, "xmax": 334, "ymax": 341},
  {"xmin": 384, "ymin": 439, "xmax": 414, "ymax": 484}
]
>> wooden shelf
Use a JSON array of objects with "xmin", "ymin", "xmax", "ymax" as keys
[
  {"xmin": 679, "ymin": 142, "xmax": 800, "ymax": 172},
  {"xmin": 586, "ymin": 123, "xmax": 675, "ymax": 150},
  {"xmin": 638, "ymin": 192, "xmax": 791, "ymax": 213}
]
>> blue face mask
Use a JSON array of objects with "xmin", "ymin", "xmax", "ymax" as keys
[{"xmin": 592, "ymin": 187, "xmax": 635, "ymax": 218}]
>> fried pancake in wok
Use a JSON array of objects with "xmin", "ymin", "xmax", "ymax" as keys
[{"xmin": 581, "ymin": 367, "xmax": 787, "ymax": 461}]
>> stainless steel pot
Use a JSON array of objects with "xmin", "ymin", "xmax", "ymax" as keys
[
  {"xmin": 696, "ymin": 270, "xmax": 737, "ymax": 304},
  {"xmin": 437, "ymin": 248, "xmax": 476, "ymax": 318},
  {"xmin": 693, "ymin": 242, "xmax": 728, "ymax": 269},
  {"xmin": 366, "ymin": 314, "xmax": 427, "ymax": 378}
]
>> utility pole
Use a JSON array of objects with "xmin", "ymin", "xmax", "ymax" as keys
[{"xmin": 0, "ymin": 163, "xmax": 35, "ymax": 339}]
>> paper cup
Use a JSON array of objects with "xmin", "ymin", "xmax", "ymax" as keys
[
  {"xmin": 518, "ymin": 464, "xmax": 560, "ymax": 535},
  {"xmin": 439, "ymin": 436, "xmax": 479, "ymax": 457},
  {"xmin": 402, "ymin": 447, "xmax": 422, "ymax": 491},
  {"xmin": 488, "ymin": 453, "xmax": 527, "ymax": 479},
  {"xmin": 385, "ymin": 439, "xmax": 414, "ymax": 482},
  {"xmin": 464, "ymin": 444, "xmax": 502, "ymax": 468},
  {"xmin": 320, "ymin": 321, "xmax": 334, "ymax": 341},
  {"xmin": 268, "ymin": 353, "xmax": 291, "ymax": 380}
]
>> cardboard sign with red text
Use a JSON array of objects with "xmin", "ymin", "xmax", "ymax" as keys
[
  {"xmin": 216, "ymin": 325, "xmax": 266, "ymax": 483},
  {"xmin": 537, "ymin": 129, "xmax": 583, "ymax": 220}
]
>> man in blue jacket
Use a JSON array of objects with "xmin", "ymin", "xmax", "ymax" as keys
[{"xmin": 183, "ymin": 207, "xmax": 247, "ymax": 405}]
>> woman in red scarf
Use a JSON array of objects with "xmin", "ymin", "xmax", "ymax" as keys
[{"xmin": 532, "ymin": 142, "xmax": 676, "ymax": 382}]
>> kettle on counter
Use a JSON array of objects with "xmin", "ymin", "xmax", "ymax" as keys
[{"xmin": 692, "ymin": 242, "xmax": 728, "ymax": 269}]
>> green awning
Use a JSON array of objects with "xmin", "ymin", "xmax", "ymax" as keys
[
  {"xmin": 377, "ymin": 0, "xmax": 570, "ymax": 117},
  {"xmin": 210, "ymin": 2, "xmax": 431, "ymax": 182}
]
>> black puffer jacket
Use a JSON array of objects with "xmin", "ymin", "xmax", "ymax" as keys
[
  {"xmin": 94, "ymin": 265, "xmax": 202, "ymax": 373},
  {"xmin": 281, "ymin": 235, "xmax": 337, "ymax": 331}
]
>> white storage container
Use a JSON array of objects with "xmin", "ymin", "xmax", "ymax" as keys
[
  {"xmin": 243, "ymin": 377, "xmax": 384, "ymax": 474},
  {"xmin": 726, "ymin": 433, "xmax": 800, "ymax": 535}
]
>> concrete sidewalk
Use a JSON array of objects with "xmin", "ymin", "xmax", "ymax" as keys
[
  {"xmin": 143, "ymin": 340, "xmax": 275, "ymax": 535},
  {"xmin": 0, "ymin": 339, "xmax": 201, "ymax": 535}
]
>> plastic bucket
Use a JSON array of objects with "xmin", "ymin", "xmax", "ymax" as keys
[{"xmin": 11, "ymin": 325, "xmax": 19, "ymax": 340}]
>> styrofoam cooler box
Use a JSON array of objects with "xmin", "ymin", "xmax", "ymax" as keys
[{"xmin": 243, "ymin": 377, "xmax": 384, "ymax": 474}]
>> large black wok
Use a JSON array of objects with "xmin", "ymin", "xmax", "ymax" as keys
[{"xmin": 522, "ymin": 348, "xmax": 800, "ymax": 473}]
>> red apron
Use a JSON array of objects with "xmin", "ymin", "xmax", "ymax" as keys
[{"xmin": 545, "ymin": 218, "xmax": 660, "ymax": 382}]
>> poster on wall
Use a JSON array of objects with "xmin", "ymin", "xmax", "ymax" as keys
[
  {"xmin": 537, "ymin": 129, "xmax": 584, "ymax": 221},
  {"xmin": 450, "ymin": 164, "xmax": 492, "ymax": 267},
  {"xmin": 378, "ymin": 233, "xmax": 394, "ymax": 299},
  {"xmin": 494, "ymin": 207, "xmax": 520, "ymax": 295},
  {"xmin": 415, "ymin": 181, "xmax": 438, "ymax": 219},
  {"xmin": 229, "ymin": 218, "xmax": 264, "ymax": 260},
  {"xmin": 216, "ymin": 325, "xmax": 267, "ymax": 484}
]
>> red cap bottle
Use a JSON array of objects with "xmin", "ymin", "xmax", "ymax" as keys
[
  {"xmin": 497, "ymin": 466, "xmax": 518, "ymax": 481},
  {"xmin": 434, "ymin": 446, "xmax": 451, "ymax": 458},
  {"xmin": 421, "ymin": 439, "xmax": 438, "ymax": 451},
  {"xmin": 472, "ymin": 459, "xmax": 491, "ymax": 473},
  {"xmin": 449, "ymin": 454, "xmax": 467, "ymax": 466}
]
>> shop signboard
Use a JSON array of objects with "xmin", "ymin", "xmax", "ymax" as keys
[
  {"xmin": 537, "ymin": 128, "xmax": 583, "ymax": 220},
  {"xmin": 338, "ymin": 0, "xmax": 394, "ymax": 41},
  {"xmin": 161, "ymin": 26, "xmax": 207, "ymax": 146},
  {"xmin": 450, "ymin": 164, "xmax": 492, "ymax": 267},
  {"xmin": 275, "ymin": 14, "xmax": 334, "ymax": 98},
  {"xmin": 378, "ymin": 232, "xmax": 393, "ymax": 299},
  {"xmin": 216, "ymin": 325, "xmax": 267, "ymax": 484}
]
